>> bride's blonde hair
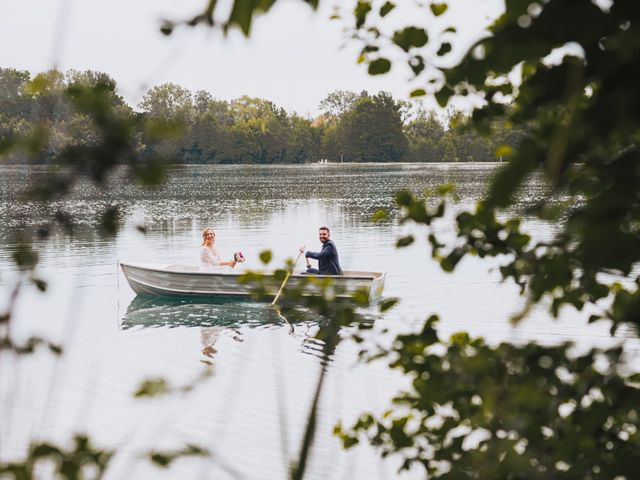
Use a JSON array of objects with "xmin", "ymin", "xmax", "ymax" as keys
[{"xmin": 201, "ymin": 228, "xmax": 215, "ymax": 246}]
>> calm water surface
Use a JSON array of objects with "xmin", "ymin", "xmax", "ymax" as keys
[{"xmin": 0, "ymin": 164, "xmax": 635, "ymax": 479}]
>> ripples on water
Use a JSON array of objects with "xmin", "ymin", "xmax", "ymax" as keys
[
  {"xmin": 1, "ymin": 163, "xmax": 630, "ymax": 479},
  {"xmin": 0, "ymin": 163, "xmax": 513, "ymax": 232}
]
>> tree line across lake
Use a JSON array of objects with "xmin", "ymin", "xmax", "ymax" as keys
[{"xmin": 0, "ymin": 68, "xmax": 524, "ymax": 165}]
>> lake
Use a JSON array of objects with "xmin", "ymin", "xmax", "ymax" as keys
[{"xmin": 0, "ymin": 163, "xmax": 633, "ymax": 479}]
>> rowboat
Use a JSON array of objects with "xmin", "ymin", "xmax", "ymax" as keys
[{"xmin": 120, "ymin": 262, "xmax": 386, "ymax": 303}]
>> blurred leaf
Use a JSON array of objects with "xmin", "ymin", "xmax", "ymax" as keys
[
  {"xmin": 149, "ymin": 453, "xmax": 171, "ymax": 467},
  {"xmin": 410, "ymin": 88, "xmax": 426, "ymax": 98},
  {"xmin": 409, "ymin": 54, "xmax": 425, "ymax": 75},
  {"xmin": 368, "ymin": 58, "xmax": 391, "ymax": 75},
  {"xmin": 392, "ymin": 27, "xmax": 428, "ymax": 52},
  {"xmin": 33, "ymin": 278, "xmax": 47, "ymax": 292},
  {"xmin": 495, "ymin": 144, "xmax": 513, "ymax": 158},
  {"xmin": 31, "ymin": 444, "xmax": 62, "ymax": 459},
  {"xmin": 131, "ymin": 160, "xmax": 167, "ymax": 187},
  {"xmin": 355, "ymin": 1, "xmax": 372, "ymax": 29},
  {"xmin": 226, "ymin": 0, "xmax": 279, "ymax": 36},
  {"xmin": 160, "ymin": 20, "xmax": 174, "ymax": 35},
  {"xmin": 352, "ymin": 288, "xmax": 370, "ymax": 306},
  {"xmin": 435, "ymin": 85, "xmax": 453, "ymax": 107},
  {"xmin": 379, "ymin": 1, "xmax": 395, "ymax": 17},
  {"xmin": 148, "ymin": 444, "xmax": 210, "ymax": 468},
  {"xmin": 99, "ymin": 205, "xmax": 121, "ymax": 235},
  {"xmin": 12, "ymin": 243, "xmax": 39, "ymax": 270},
  {"xmin": 436, "ymin": 42, "xmax": 452, "ymax": 56},
  {"xmin": 395, "ymin": 189, "xmax": 413, "ymax": 207},
  {"xmin": 134, "ymin": 378, "xmax": 170, "ymax": 398},
  {"xmin": 396, "ymin": 235, "xmax": 414, "ymax": 248},
  {"xmin": 54, "ymin": 210, "xmax": 75, "ymax": 234},
  {"xmin": 380, "ymin": 297, "xmax": 399, "ymax": 312},
  {"xmin": 371, "ymin": 209, "xmax": 389, "ymax": 222},
  {"xmin": 441, "ymin": 247, "xmax": 464, "ymax": 271},
  {"xmin": 435, "ymin": 182, "xmax": 456, "ymax": 196},
  {"xmin": 430, "ymin": 3, "xmax": 448, "ymax": 16},
  {"xmin": 259, "ymin": 249, "xmax": 273, "ymax": 265}
]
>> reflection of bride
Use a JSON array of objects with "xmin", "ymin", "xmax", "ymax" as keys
[
  {"xmin": 200, "ymin": 326, "xmax": 244, "ymax": 359},
  {"xmin": 200, "ymin": 227, "xmax": 237, "ymax": 268},
  {"xmin": 201, "ymin": 327, "xmax": 222, "ymax": 358}
]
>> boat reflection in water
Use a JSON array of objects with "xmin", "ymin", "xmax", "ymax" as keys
[
  {"xmin": 120, "ymin": 295, "xmax": 279, "ymax": 331},
  {"xmin": 119, "ymin": 295, "xmax": 378, "ymax": 363},
  {"xmin": 120, "ymin": 295, "xmax": 277, "ymax": 361}
]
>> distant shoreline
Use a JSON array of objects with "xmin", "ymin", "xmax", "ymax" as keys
[{"xmin": 0, "ymin": 161, "xmax": 504, "ymax": 168}]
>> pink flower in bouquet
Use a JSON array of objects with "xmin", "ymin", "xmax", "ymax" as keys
[{"xmin": 233, "ymin": 251, "xmax": 246, "ymax": 263}]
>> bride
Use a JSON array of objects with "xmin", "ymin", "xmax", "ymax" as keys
[{"xmin": 200, "ymin": 228, "xmax": 237, "ymax": 268}]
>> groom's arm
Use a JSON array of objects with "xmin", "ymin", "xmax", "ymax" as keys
[{"xmin": 306, "ymin": 243, "xmax": 334, "ymax": 260}]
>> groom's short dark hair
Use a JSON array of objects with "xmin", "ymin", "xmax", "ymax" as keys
[{"xmin": 319, "ymin": 226, "xmax": 330, "ymax": 234}]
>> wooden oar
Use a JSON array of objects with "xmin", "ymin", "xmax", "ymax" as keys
[{"xmin": 271, "ymin": 250, "xmax": 304, "ymax": 306}]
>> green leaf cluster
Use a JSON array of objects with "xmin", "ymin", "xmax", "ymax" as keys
[
  {"xmin": 0, "ymin": 435, "xmax": 113, "ymax": 480},
  {"xmin": 339, "ymin": 317, "xmax": 640, "ymax": 478}
]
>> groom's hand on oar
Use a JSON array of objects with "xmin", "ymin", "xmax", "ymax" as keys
[{"xmin": 299, "ymin": 245, "xmax": 311, "ymax": 269}]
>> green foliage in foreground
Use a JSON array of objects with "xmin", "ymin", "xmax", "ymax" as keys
[
  {"xmin": 337, "ymin": 317, "xmax": 640, "ymax": 479},
  {"xmin": 167, "ymin": 0, "xmax": 640, "ymax": 475},
  {"xmin": 0, "ymin": 436, "xmax": 113, "ymax": 480},
  {"xmin": 343, "ymin": 0, "xmax": 640, "ymax": 475},
  {"xmin": 3, "ymin": 0, "xmax": 640, "ymax": 478}
]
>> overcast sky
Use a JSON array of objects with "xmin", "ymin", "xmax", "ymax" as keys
[{"xmin": 0, "ymin": 0, "xmax": 503, "ymax": 117}]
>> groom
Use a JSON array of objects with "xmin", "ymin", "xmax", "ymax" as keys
[{"xmin": 299, "ymin": 226, "xmax": 343, "ymax": 275}]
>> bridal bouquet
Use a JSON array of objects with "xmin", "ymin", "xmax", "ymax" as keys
[{"xmin": 233, "ymin": 251, "xmax": 246, "ymax": 263}]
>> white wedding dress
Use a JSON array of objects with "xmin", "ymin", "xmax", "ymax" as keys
[{"xmin": 200, "ymin": 245, "xmax": 224, "ymax": 269}]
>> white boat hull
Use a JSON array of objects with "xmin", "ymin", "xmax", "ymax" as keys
[{"xmin": 120, "ymin": 262, "xmax": 386, "ymax": 303}]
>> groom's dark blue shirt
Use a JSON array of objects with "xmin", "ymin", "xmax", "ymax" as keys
[{"xmin": 305, "ymin": 240, "xmax": 343, "ymax": 275}]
